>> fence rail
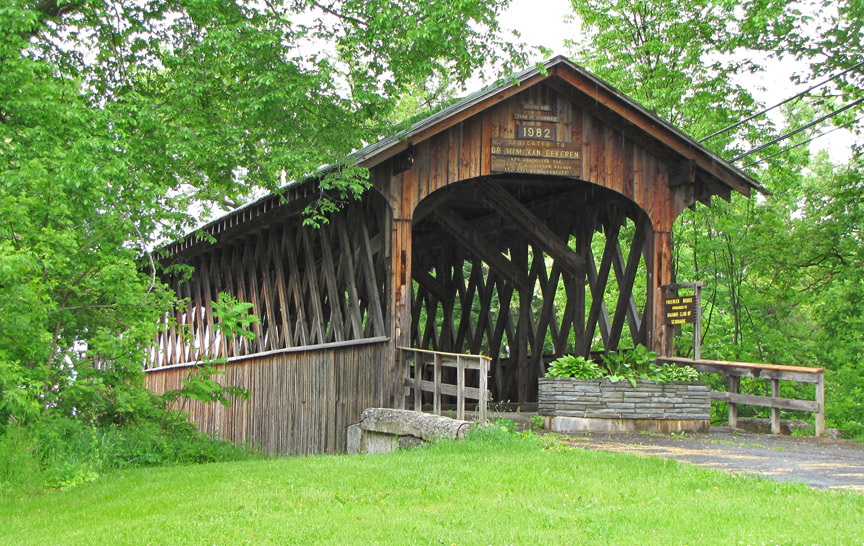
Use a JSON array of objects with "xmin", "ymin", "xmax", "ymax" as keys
[
  {"xmin": 659, "ymin": 356, "xmax": 825, "ymax": 436},
  {"xmin": 398, "ymin": 347, "xmax": 491, "ymax": 423}
]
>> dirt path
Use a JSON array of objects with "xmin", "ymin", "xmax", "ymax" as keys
[{"xmin": 559, "ymin": 427, "xmax": 864, "ymax": 491}]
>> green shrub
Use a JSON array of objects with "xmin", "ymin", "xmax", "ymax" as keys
[
  {"xmin": 545, "ymin": 346, "xmax": 701, "ymax": 386},
  {"xmin": 0, "ymin": 416, "xmax": 253, "ymax": 494},
  {"xmin": 545, "ymin": 355, "xmax": 603, "ymax": 379},
  {"xmin": 666, "ymin": 364, "xmax": 700, "ymax": 381}
]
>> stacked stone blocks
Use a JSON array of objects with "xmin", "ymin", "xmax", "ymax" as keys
[{"xmin": 538, "ymin": 378, "xmax": 710, "ymax": 421}]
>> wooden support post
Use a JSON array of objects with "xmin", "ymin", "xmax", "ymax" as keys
[
  {"xmin": 815, "ymin": 373, "xmax": 825, "ymax": 437},
  {"xmin": 771, "ymin": 378, "xmax": 781, "ymax": 435},
  {"xmin": 390, "ymin": 216, "xmax": 412, "ymax": 408},
  {"xmin": 650, "ymin": 230, "xmax": 674, "ymax": 356},
  {"xmin": 413, "ymin": 351, "xmax": 422, "ymax": 412},
  {"xmin": 694, "ymin": 283, "xmax": 702, "ymax": 361},
  {"xmin": 396, "ymin": 349, "xmax": 406, "ymax": 410},
  {"xmin": 433, "ymin": 353, "xmax": 442, "ymax": 416},
  {"xmin": 728, "ymin": 376, "xmax": 739, "ymax": 429},
  {"xmin": 479, "ymin": 358, "xmax": 489, "ymax": 423},
  {"xmin": 457, "ymin": 356, "xmax": 466, "ymax": 421}
]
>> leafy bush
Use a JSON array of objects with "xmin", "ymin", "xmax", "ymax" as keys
[
  {"xmin": 667, "ymin": 364, "xmax": 700, "ymax": 382},
  {"xmin": 0, "ymin": 293, "xmax": 260, "ymax": 494},
  {"xmin": 545, "ymin": 345, "xmax": 700, "ymax": 386},
  {"xmin": 0, "ymin": 416, "xmax": 253, "ymax": 494},
  {"xmin": 545, "ymin": 355, "xmax": 603, "ymax": 379}
]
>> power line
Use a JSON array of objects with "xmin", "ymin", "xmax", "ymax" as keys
[
  {"xmin": 733, "ymin": 97, "xmax": 864, "ymax": 161},
  {"xmin": 699, "ymin": 60, "xmax": 864, "ymax": 143},
  {"xmin": 743, "ymin": 116, "xmax": 862, "ymax": 167}
]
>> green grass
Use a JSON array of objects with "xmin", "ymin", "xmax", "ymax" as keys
[{"xmin": 2, "ymin": 430, "xmax": 863, "ymax": 546}]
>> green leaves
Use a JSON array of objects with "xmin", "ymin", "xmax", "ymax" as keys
[
  {"xmin": 545, "ymin": 355, "xmax": 603, "ymax": 379},
  {"xmin": 567, "ymin": 0, "xmax": 768, "ymax": 152},
  {"xmin": 1, "ymin": 0, "xmax": 525, "ymax": 431},
  {"xmin": 213, "ymin": 293, "xmax": 260, "ymax": 342},
  {"xmin": 545, "ymin": 346, "xmax": 697, "ymax": 384}
]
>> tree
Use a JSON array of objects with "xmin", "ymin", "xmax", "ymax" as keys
[
  {"xmin": 0, "ymin": 0, "xmax": 526, "ymax": 430},
  {"xmin": 567, "ymin": 0, "xmax": 864, "ymax": 434},
  {"xmin": 566, "ymin": 0, "xmax": 772, "ymax": 152}
]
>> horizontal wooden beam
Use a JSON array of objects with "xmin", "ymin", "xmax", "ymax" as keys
[
  {"xmin": 476, "ymin": 179, "xmax": 587, "ymax": 276},
  {"xmin": 660, "ymin": 356, "xmax": 823, "ymax": 383},
  {"xmin": 710, "ymin": 391, "xmax": 818, "ymax": 413},
  {"xmin": 416, "ymin": 380, "xmax": 484, "ymax": 400}
]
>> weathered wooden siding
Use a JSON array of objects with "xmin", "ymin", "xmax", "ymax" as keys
[
  {"xmin": 376, "ymin": 83, "xmax": 677, "ymax": 233},
  {"xmin": 145, "ymin": 338, "xmax": 390, "ymax": 455},
  {"xmin": 371, "ymin": 82, "xmax": 680, "ymax": 388}
]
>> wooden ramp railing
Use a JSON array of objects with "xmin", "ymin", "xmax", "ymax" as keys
[
  {"xmin": 398, "ymin": 347, "xmax": 491, "ymax": 423},
  {"xmin": 659, "ymin": 357, "xmax": 825, "ymax": 436}
]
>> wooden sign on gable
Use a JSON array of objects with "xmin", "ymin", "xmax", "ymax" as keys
[{"xmin": 489, "ymin": 101, "xmax": 583, "ymax": 178}]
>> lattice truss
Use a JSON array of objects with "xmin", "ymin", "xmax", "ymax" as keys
[
  {"xmin": 152, "ymin": 199, "xmax": 389, "ymax": 368},
  {"xmin": 410, "ymin": 179, "xmax": 651, "ymax": 402}
]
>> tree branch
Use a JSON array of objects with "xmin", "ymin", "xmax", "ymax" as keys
[{"xmin": 310, "ymin": 1, "xmax": 368, "ymax": 28}]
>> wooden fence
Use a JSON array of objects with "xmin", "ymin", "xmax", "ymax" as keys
[
  {"xmin": 145, "ymin": 337, "xmax": 390, "ymax": 455},
  {"xmin": 660, "ymin": 356, "xmax": 825, "ymax": 436},
  {"xmin": 398, "ymin": 347, "xmax": 491, "ymax": 422}
]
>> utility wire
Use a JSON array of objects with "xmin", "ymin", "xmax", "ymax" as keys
[
  {"xmin": 733, "ymin": 97, "xmax": 864, "ymax": 161},
  {"xmin": 699, "ymin": 60, "xmax": 864, "ymax": 143},
  {"xmin": 743, "ymin": 115, "xmax": 863, "ymax": 167}
]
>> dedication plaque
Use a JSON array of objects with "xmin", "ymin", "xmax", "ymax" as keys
[{"xmin": 490, "ymin": 137, "xmax": 583, "ymax": 177}]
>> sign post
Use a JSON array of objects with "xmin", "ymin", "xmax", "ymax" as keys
[{"xmin": 662, "ymin": 282, "xmax": 705, "ymax": 360}]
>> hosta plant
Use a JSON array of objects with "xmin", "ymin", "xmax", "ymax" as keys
[{"xmin": 545, "ymin": 345, "xmax": 700, "ymax": 386}]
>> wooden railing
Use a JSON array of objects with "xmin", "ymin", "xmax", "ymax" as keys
[
  {"xmin": 398, "ymin": 347, "xmax": 491, "ymax": 423},
  {"xmin": 659, "ymin": 357, "xmax": 825, "ymax": 436}
]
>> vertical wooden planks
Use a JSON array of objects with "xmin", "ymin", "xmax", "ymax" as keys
[
  {"xmin": 728, "ymin": 375, "xmax": 740, "ymax": 429},
  {"xmin": 815, "ymin": 374, "xmax": 825, "ymax": 437},
  {"xmin": 770, "ymin": 378, "xmax": 781, "ymax": 435}
]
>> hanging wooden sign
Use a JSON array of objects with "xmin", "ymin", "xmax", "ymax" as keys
[
  {"xmin": 662, "ymin": 282, "xmax": 705, "ymax": 360},
  {"xmin": 664, "ymin": 296, "xmax": 696, "ymax": 325}
]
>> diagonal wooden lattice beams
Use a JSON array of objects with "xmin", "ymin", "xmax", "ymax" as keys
[
  {"xmin": 352, "ymin": 206, "xmax": 386, "ymax": 337},
  {"xmin": 433, "ymin": 208, "xmax": 531, "ymax": 293},
  {"xmin": 154, "ymin": 197, "xmax": 389, "ymax": 366},
  {"xmin": 608, "ymin": 215, "xmax": 649, "ymax": 349},
  {"xmin": 318, "ymin": 224, "xmax": 345, "ymax": 343},
  {"xmin": 476, "ymin": 179, "xmax": 587, "ymax": 277},
  {"xmin": 584, "ymin": 220, "xmax": 620, "ymax": 351},
  {"xmin": 336, "ymin": 217, "xmax": 365, "ymax": 340}
]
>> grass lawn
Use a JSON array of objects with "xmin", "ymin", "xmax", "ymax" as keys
[{"xmin": 2, "ymin": 429, "xmax": 863, "ymax": 546}]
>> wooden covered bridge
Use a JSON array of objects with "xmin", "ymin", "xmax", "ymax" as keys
[{"xmin": 145, "ymin": 56, "xmax": 765, "ymax": 454}]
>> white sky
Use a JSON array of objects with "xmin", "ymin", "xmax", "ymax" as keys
[{"xmin": 497, "ymin": 0, "xmax": 856, "ymax": 164}]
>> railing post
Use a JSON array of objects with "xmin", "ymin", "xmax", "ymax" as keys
[
  {"xmin": 479, "ymin": 357, "xmax": 489, "ymax": 423},
  {"xmin": 433, "ymin": 353, "xmax": 441, "ymax": 416},
  {"xmin": 396, "ymin": 348, "xmax": 405, "ymax": 410},
  {"xmin": 771, "ymin": 378, "xmax": 781, "ymax": 435},
  {"xmin": 456, "ymin": 356, "xmax": 466, "ymax": 421},
  {"xmin": 413, "ymin": 351, "xmax": 422, "ymax": 412},
  {"xmin": 816, "ymin": 372, "xmax": 825, "ymax": 437},
  {"xmin": 728, "ymin": 376, "xmax": 739, "ymax": 429}
]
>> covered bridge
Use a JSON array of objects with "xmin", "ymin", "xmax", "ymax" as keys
[{"xmin": 146, "ymin": 56, "xmax": 765, "ymax": 454}]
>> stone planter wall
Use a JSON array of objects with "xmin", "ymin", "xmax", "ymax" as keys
[{"xmin": 538, "ymin": 377, "xmax": 710, "ymax": 434}]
